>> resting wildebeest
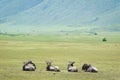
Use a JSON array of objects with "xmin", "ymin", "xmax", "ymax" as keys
[
  {"xmin": 82, "ymin": 64, "xmax": 98, "ymax": 73},
  {"xmin": 46, "ymin": 61, "xmax": 60, "ymax": 72},
  {"xmin": 22, "ymin": 60, "xmax": 36, "ymax": 71},
  {"xmin": 67, "ymin": 61, "xmax": 78, "ymax": 72}
]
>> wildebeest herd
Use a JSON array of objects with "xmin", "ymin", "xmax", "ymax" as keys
[{"xmin": 22, "ymin": 60, "xmax": 98, "ymax": 73}]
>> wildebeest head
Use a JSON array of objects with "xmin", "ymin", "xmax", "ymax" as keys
[
  {"xmin": 67, "ymin": 61, "xmax": 78, "ymax": 72},
  {"xmin": 68, "ymin": 61, "xmax": 75, "ymax": 67},
  {"xmin": 82, "ymin": 64, "xmax": 90, "ymax": 71},
  {"xmin": 46, "ymin": 61, "xmax": 52, "ymax": 66}
]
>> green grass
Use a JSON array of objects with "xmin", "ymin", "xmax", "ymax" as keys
[{"xmin": 0, "ymin": 33, "xmax": 120, "ymax": 80}]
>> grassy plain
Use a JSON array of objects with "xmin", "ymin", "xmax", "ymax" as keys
[{"xmin": 0, "ymin": 32, "xmax": 120, "ymax": 80}]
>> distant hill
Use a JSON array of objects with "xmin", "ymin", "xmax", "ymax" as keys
[{"xmin": 0, "ymin": 0, "xmax": 120, "ymax": 33}]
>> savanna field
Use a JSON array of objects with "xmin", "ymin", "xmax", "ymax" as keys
[{"xmin": 0, "ymin": 33, "xmax": 120, "ymax": 80}]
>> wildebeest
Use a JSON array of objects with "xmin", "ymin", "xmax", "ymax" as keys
[
  {"xmin": 67, "ymin": 61, "xmax": 78, "ymax": 72},
  {"xmin": 22, "ymin": 60, "xmax": 36, "ymax": 71},
  {"xmin": 46, "ymin": 61, "xmax": 60, "ymax": 72},
  {"xmin": 82, "ymin": 64, "xmax": 98, "ymax": 73}
]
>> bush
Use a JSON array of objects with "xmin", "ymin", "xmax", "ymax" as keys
[{"xmin": 102, "ymin": 38, "xmax": 107, "ymax": 42}]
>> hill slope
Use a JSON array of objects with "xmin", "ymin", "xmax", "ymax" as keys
[{"xmin": 0, "ymin": 0, "xmax": 120, "ymax": 33}]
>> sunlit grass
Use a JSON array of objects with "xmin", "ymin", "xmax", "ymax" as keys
[{"xmin": 0, "ymin": 33, "xmax": 120, "ymax": 80}]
